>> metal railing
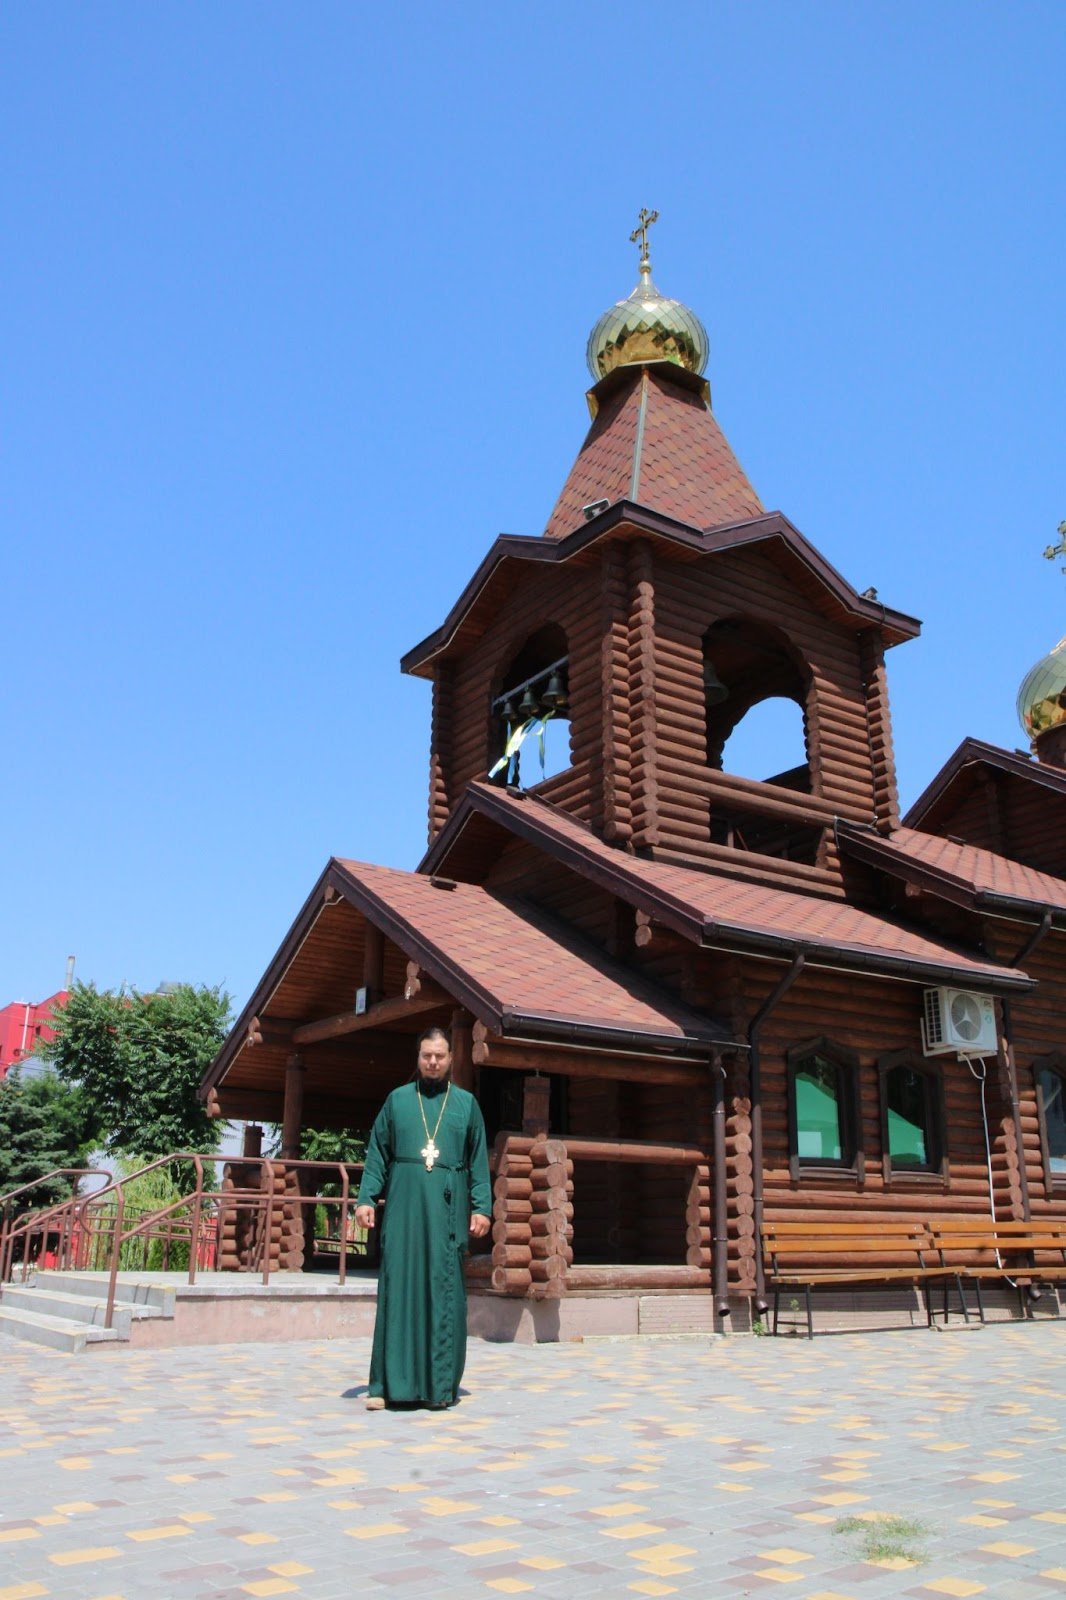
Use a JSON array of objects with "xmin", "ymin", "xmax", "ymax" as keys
[{"xmin": 0, "ymin": 1154, "xmax": 369, "ymax": 1330}]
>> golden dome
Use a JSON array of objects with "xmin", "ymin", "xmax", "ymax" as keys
[
  {"xmin": 1017, "ymin": 634, "xmax": 1066, "ymax": 740},
  {"xmin": 586, "ymin": 211, "xmax": 709, "ymax": 381}
]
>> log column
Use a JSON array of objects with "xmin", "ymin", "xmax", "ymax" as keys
[
  {"xmin": 860, "ymin": 628, "xmax": 900, "ymax": 832},
  {"xmin": 281, "ymin": 1052, "xmax": 305, "ymax": 1160},
  {"xmin": 428, "ymin": 662, "xmax": 454, "ymax": 843},
  {"xmin": 530, "ymin": 1138, "xmax": 573, "ymax": 1299},
  {"xmin": 709, "ymin": 1049, "xmax": 729, "ymax": 1317},
  {"xmin": 449, "ymin": 1008, "xmax": 474, "ymax": 1091},
  {"xmin": 490, "ymin": 1134, "xmax": 534, "ymax": 1296},
  {"xmin": 600, "ymin": 543, "xmax": 632, "ymax": 843},
  {"xmin": 628, "ymin": 539, "xmax": 660, "ymax": 849},
  {"xmin": 363, "ymin": 925, "xmax": 385, "ymax": 1007}
]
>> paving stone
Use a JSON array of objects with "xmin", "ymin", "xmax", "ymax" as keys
[{"xmin": 0, "ymin": 1324, "xmax": 1065, "ymax": 1595}]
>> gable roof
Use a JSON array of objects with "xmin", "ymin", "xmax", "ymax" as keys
[
  {"xmin": 422, "ymin": 782, "xmax": 1033, "ymax": 994},
  {"xmin": 326, "ymin": 859, "xmax": 728, "ymax": 1049},
  {"xmin": 904, "ymin": 737, "xmax": 1066, "ymax": 829},
  {"xmin": 838, "ymin": 821, "xmax": 1066, "ymax": 927},
  {"xmin": 543, "ymin": 362, "xmax": 763, "ymax": 539},
  {"xmin": 205, "ymin": 854, "xmax": 733, "ymax": 1093}
]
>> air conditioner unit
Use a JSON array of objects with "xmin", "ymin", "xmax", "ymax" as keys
[{"xmin": 921, "ymin": 987, "xmax": 997, "ymax": 1057}]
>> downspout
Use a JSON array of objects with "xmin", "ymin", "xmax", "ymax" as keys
[
  {"xmin": 999, "ymin": 909, "xmax": 1054, "ymax": 1224},
  {"xmin": 709, "ymin": 1045, "xmax": 730, "ymax": 1320},
  {"xmin": 747, "ymin": 952, "xmax": 806, "ymax": 1311}
]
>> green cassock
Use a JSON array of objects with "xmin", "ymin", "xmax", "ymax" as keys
[{"xmin": 357, "ymin": 1078, "xmax": 491, "ymax": 1407}]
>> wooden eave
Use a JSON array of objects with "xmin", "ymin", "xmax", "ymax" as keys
[
  {"xmin": 838, "ymin": 821, "xmax": 1066, "ymax": 931},
  {"xmin": 422, "ymin": 783, "xmax": 1034, "ymax": 996},
  {"xmin": 904, "ymin": 737, "xmax": 1066, "ymax": 829},
  {"xmin": 400, "ymin": 505, "xmax": 921, "ymax": 679}
]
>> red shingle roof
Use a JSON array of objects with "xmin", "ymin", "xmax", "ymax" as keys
[
  {"xmin": 330, "ymin": 858, "xmax": 728, "ymax": 1047},
  {"xmin": 839, "ymin": 823, "xmax": 1066, "ymax": 920},
  {"xmin": 543, "ymin": 363, "xmax": 763, "ymax": 539},
  {"xmin": 439, "ymin": 785, "xmax": 1032, "ymax": 992}
]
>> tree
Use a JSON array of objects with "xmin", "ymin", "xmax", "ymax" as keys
[
  {"xmin": 0, "ymin": 1067, "xmax": 101, "ymax": 1210},
  {"xmin": 41, "ymin": 981, "xmax": 231, "ymax": 1159}
]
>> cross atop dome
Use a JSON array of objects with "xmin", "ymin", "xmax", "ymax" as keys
[
  {"xmin": 629, "ymin": 206, "xmax": 659, "ymax": 274},
  {"xmin": 586, "ymin": 210, "xmax": 709, "ymax": 381}
]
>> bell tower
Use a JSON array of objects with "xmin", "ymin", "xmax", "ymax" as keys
[{"xmin": 403, "ymin": 218, "xmax": 917, "ymax": 886}]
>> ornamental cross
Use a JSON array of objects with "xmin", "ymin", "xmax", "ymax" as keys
[
  {"xmin": 421, "ymin": 1137, "xmax": 440, "ymax": 1171},
  {"xmin": 1044, "ymin": 520, "xmax": 1066, "ymax": 574},
  {"xmin": 629, "ymin": 207, "xmax": 659, "ymax": 267}
]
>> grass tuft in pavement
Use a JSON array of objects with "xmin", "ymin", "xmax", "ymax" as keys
[{"xmin": 833, "ymin": 1513, "xmax": 932, "ymax": 1564}]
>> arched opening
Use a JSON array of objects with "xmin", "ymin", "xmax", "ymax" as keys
[
  {"xmin": 720, "ymin": 697, "xmax": 808, "ymax": 785},
  {"xmin": 488, "ymin": 624, "xmax": 571, "ymax": 787},
  {"xmin": 703, "ymin": 617, "xmax": 811, "ymax": 792}
]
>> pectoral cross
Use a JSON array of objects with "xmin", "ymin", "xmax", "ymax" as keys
[
  {"xmin": 1044, "ymin": 520, "xmax": 1066, "ymax": 574},
  {"xmin": 421, "ymin": 1138, "xmax": 440, "ymax": 1171},
  {"xmin": 629, "ymin": 207, "xmax": 659, "ymax": 269}
]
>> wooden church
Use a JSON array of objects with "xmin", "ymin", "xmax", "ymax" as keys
[{"xmin": 202, "ymin": 216, "xmax": 1066, "ymax": 1332}]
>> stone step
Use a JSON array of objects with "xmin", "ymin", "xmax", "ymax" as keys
[
  {"xmin": 23, "ymin": 1271, "xmax": 176, "ymax": 1315},
  {"xmin": 1, "ymin": 1284, "xmax": 164, "ymax": 1340},
  {"xmin": 0, "ymin": 1304, "xmax": 121, "ymax": 1353}
]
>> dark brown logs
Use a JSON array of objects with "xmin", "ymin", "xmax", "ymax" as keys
[
  {"xmin": 491, "ymin": 1267, "xmax": 532, "ymax": 1294},
  {"xmin": 291, "ymin": 986, "xmax": 449, "ymax": 1046},
  {"xmin": 494, "ymin": 1178, "xmax": 533, "ymax": 1202},
  {"xmin": 470, "ymin": 1038, "xmax": 708, "ymax": 1089},
  {"xmin": 565, "ymin": 1265, "xmax": 707, "ymax": 1290},
  {"xmin": 563, "ymin": 1137, "xmax": 705, "ymax": 1165},
  {"xmin": 492, "ymin": 1244, "xmax": 533, "ymax": 1269}
]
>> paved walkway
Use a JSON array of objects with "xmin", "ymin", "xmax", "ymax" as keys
[{"xmin": 1, "ymin": 1322, "xmax": 1065, "ymax": 1599}]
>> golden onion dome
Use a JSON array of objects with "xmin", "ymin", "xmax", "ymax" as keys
[
  {"xmin": 587, "ymin": 209, "xmax": 709, "ymax": 381},
  {"xmin": 1017, "ymin": 634, "xmax": 1066, "ymax": 741}
]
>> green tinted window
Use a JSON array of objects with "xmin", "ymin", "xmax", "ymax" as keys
[
  {"xmin": 886, "ymin": 1066, "xmax": 929, "ymax": 1168},
  {"xmin": 795, "ymin": 1057, "xmax": 843, "ymax": 1161}
]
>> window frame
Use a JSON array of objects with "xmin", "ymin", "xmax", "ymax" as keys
[
  {"xmin": 1033, "ymin": 1052, "xmax": 1066, "ymax": 1196},
  {"xmin": 785, "ymin": 1037, "xmax": 863, "ymax": 1184},
  {"xmin": 876, "ymin": 1050, "xmax": 948, "ymax": 1185}
]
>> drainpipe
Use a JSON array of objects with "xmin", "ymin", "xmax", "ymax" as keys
[
  {"xmin": 709, "ymin": 1046, "xmax": 730, "ymax": 1321},
  {"xmin": 748, "ymin": 952, "xmax": 806, "ymax": 1311},
  {"xmin": 999, "ymin": 909, "xmax": 1054, "ymax": 1224}
]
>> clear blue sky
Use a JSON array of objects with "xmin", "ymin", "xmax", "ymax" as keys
[{"xmin": 4, "ymin": 4, "xmax": 1064, "ymax": 1012}]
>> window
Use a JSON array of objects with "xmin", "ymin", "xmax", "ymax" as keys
[
  {"xmin": 489, "ymin": 625, "xmax": 571, "ymax": 788},
  {"xmin": 1034, "ymin": 1056, "xmax": 1066, "ymax": 1192},
  {"xmin": 786, "ymin": 1039, "xmax": 861, "ymax": 1181},
  {"xmin": 877, "ymin": 1052, "xmax": 945, "ymax": 1181}
]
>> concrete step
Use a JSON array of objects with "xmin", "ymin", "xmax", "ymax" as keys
[
  {"xmin": 1, "ymin": 1284, "xmax": 164, "ymax": 1340},
  {"xmin": 0, "ymin": 1304, "xmax": 121, "ymax": 1353},
  {"xmin": 23, "ymin": 1271, "xmax": 176, "ymax": 1315}
]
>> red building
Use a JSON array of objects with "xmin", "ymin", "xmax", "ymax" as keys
[{"xmin": 0, "ymin": 975, "xmax": 72, "ymax": 1078}]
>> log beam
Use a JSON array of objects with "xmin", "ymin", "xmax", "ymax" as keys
[{"xmin": 291, "ymin": 986, "xmax": 452, "ymax": 1046}]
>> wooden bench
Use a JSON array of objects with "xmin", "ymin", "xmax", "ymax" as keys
[
  {"xmin": 761, "ymin": 1220, "xmax": 969, "ymax": 1338},
  {"xmin": 927, "ymin": 1218, "xmax": 1066, "ymax": 1320}
]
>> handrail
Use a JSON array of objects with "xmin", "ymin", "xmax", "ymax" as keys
[
  {"xmin": 1, "ymin": 1150, "xmax": 368, "ymax": 1325},
  {"xmin": 0, "ymin": 1167, "xmax": 110, "ymax": 1211}
]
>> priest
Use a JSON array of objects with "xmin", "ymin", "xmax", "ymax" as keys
[{"xmin": 355, "ymin": 1026, "xmax": 492, "ymax": 1410}]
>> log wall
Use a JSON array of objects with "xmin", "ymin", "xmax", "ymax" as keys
[
  {"xmin": 735, "ymin": 956, "xmax": 1025, "ymax": 1261},
  {"xmin": 426, "ymin": 526, "xmax": 903, "ymax": 882}
]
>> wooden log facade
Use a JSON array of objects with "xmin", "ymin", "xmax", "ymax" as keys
[{"xmin": 204, "ymin": 303, "xmax": 1066, "ymax": 1329}]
